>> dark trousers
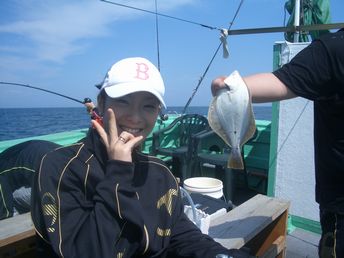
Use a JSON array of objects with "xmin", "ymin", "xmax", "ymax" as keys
[{"xmin": 319, "ymin": 209, "xmax": 344, "ymax": 258}]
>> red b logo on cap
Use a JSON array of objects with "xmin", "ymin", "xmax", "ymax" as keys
[{"xmin": 135, "ymin": 62, "xmax": 149, "ymax": 80}]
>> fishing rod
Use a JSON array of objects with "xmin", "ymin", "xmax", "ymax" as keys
[
  {"xmin": 1, "ymin": 81, "xmax": 104, "ymax": 126},
  {"xmin": 182, "ymin": 0, "xmax": 245, "ymax": 114},
  {"xmin": 0, "ymin": 81, "xmax": 169, "ymax": 127},
  {"xmin": 0, "ymin": 81, "xmax": 86, "ymax": 104}
]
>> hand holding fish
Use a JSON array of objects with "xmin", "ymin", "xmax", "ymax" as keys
[
  {"xmin": 211, "ymin": 76, "xmax": 227, "ymax": 96},
  {"xmin": 208, "ymin": 71, "xmax": 256, "ymax": 169}
]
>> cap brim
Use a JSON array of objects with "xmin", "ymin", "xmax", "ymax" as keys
[{"xmin": 104, "ymin": 82, "xmax": 166, "ymax": 108}]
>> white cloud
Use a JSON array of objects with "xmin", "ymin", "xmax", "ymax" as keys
[
  {"xmin": 0, "ymin": 54, "xmax": 60, "ymax": 82},
  {"xmin": 0, "ymin": 0, "xmax": 197, "ymax": 63}
]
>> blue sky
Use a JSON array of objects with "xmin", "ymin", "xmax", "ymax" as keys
[{"xmin": 0, "ymin": 0, "xmax": 343, "ymax": 108}]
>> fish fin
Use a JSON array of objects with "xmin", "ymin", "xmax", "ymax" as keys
[
  {"xmin": 228, "ymin": 149, "xmax": 244, "ymax": 169},
  {"xmin": 240, "ymin": 105, "xmax": 257, "ymax": 146},
  {"xmin": 241, "ymin": 117, "xmax": 256, "ymax": 145}
]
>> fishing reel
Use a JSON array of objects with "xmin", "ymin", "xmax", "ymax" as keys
[
  {"xmin": 83, "ymin": 97, "xmax": 92, "ymax": 104},
  {"xmin": 83, "ymin": 97, "xmax": 103, "ymax": 127},
  {"xmin": 160, "ymin": 112, "xmax": 169, "ymax": 121}
]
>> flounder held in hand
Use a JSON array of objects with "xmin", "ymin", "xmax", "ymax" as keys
[{"xmin": 208, "ymin": 70, "xmax": 256, "ymax": 169}]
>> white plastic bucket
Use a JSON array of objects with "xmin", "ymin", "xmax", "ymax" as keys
[{"xmin": 183, "ymin": 177, "xmax": 223, "ymax": 199}]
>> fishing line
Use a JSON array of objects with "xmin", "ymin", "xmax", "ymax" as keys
[
  {"xmin": 153, "ymin": 0, "xmax": 168, "ymax": 122},
  {"xmin": 182, "ymin": 0, "xmax": 245, "ymax": 113},
  {"xmin": 100, "ymin": 0, "xmax": 221, "ymax": 31},
  {"xmin": 0, "ymin": 81, "xmax": 86, "ymax": 104},
  {"xmin": 154, "ymin": 0, "xmax": 161, "ymax": 71},
  {"xmin": 266, "ymin": 101, "xmax": 310, "ymax": 173}
]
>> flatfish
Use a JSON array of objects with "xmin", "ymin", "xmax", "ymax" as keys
[{"xmin": 208, "ymin": 70, "xmax": 256, "ymax": 169}]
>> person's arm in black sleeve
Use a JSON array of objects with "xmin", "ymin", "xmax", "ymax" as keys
[{"xmin": 273, "ymin": 31, "xmax": 344, "ymax": 100}]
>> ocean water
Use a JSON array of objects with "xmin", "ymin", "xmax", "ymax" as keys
[{"xmin": 0, "ymin": 106, "xmax": 271, "ymax": 141}]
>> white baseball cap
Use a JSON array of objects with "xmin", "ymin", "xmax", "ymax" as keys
[{"xmin": 99, "ymin": 57, "xmax": 166, "ymax": 108}]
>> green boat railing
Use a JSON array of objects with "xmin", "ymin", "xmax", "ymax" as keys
[{"xmin": 0, "ymin": 116, "xmax": 272, "ymax": 195}]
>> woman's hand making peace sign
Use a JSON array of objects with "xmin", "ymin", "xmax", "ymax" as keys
[{"xmin": 92, "ymin": 108, "xmax": 143, "ymax": 162}]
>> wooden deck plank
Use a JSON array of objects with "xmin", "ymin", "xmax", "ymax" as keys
[
  {"xmin": 209, "ymin": 194, "xmax": 290, "ymax": 256},
  {"xmin": 0, "ymin": 213, "xmax": 36, "ymax": 258},
  {"xmin": 0, "ymin": 213, "xmax": 35, "ymax": 247}
]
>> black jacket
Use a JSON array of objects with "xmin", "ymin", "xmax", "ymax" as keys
[{"xmin": 31, "ymin": 129, "xmax": 246, "ymax": 258}]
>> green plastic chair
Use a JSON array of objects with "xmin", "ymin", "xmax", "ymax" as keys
[{"xmin": 152, "ymin": 114, "xmax": 209, "ymax": 181}]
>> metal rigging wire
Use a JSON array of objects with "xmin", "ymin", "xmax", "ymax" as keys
[
  {"xmin": 155, "ymin": 0, "xmax": 161, "ymax": 71},
  {"xmin": 100, "ymin": 0, "xmax": 221, "ymax": 31}
]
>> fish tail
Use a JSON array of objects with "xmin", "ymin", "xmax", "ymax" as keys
[{"xmin": 228, "ymin": 149, "xmax": 244, "ymax": 169}]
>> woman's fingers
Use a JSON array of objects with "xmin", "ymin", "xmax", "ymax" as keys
[
  {"xmin": 92, "ymin": 119, "xmax": 109, "ymax": 147},
  {"xmin": 106, "ymin": 108, "xmax": 118, "ymax": 143},
  {"xmin": 117, "ymin": 132, "xmax": 143, "ymax": 149},
  {"xmin": 130, "ymin": 135, "xmax": 144, "ymax": 148},
  {"xmin": 114, "ymin": 132, "xmax": 143, "ymax": 162},
  {"xmin": 92, "ymin": 108, "xmax": 144, "ymax": 162}
]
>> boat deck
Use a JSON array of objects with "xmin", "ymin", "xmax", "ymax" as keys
[
  {"xmin": 286, "ymin": 228, "xmax": 319, "ymax": 258},
  {"xmin": 231, "ymin": 187, "xmax": 320, "ymax": 257}
]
